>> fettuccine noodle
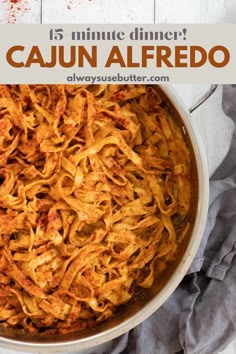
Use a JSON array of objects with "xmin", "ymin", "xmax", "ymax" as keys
[{"xmin": 0, "ymin": 84, "xmax": 192, "ymax": 334}]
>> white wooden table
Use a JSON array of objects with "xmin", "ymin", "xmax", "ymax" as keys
[
  {"xmin": 0, "ymin": 1, "xmax": 235, "ymax": 353},
  {"xmin": 1, "ymin": 0, "xmax": 236, "ymax": 24}
]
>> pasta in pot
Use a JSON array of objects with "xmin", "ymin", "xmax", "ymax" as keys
[{"xmin": 0, "ymin": 84, "xmax": 191, "ymax": 334}]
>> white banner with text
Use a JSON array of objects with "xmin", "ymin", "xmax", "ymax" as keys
[{"xmin": 0, "ymin": 24, "xmax": 235, "ymax": 83}]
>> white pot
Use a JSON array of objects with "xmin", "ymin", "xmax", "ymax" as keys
[{"xmin": 0, "ymin": 84, "xmax": 212, "ymax": 353}]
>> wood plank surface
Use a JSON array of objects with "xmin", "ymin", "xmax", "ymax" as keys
[
  {"xmin": 42, "ymin": 0, "xmax": 155, "ymax": 23},
  {"xmin": 0, "ymin": 1, "xmax": 234, "ymax": 26},
  {"xmin": 0, "ymin": 0, "xmax": 41, "ymax": 24},
  {"xmin": 155, "ymin": 0, "xmax": 227, "ymax": 23}
]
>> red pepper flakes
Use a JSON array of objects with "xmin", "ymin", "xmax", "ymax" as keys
[
  {"xmin": 66, "ymin": 0, "xmax": 73, "ymax": 10},
  {"xmin": 66, "ymin": 0, "xmax": 92, "ymax": 10},
  {"xmin": 2, "ymin": 0, "xmax": 30, "ymax": 24}
]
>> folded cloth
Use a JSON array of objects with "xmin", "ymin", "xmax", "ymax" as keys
[{"xmin": 77, "ymin": 85, "xmax": 236, "ymax": 354}]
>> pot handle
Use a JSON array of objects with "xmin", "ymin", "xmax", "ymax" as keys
[{"xmin": 189, "ymin": 85, "xmax": 218, "ymax": 113}]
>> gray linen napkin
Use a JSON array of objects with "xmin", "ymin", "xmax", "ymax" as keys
[{"xmin": 77, "ymin": 85, "xmax": 236, "ymax": 354}]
